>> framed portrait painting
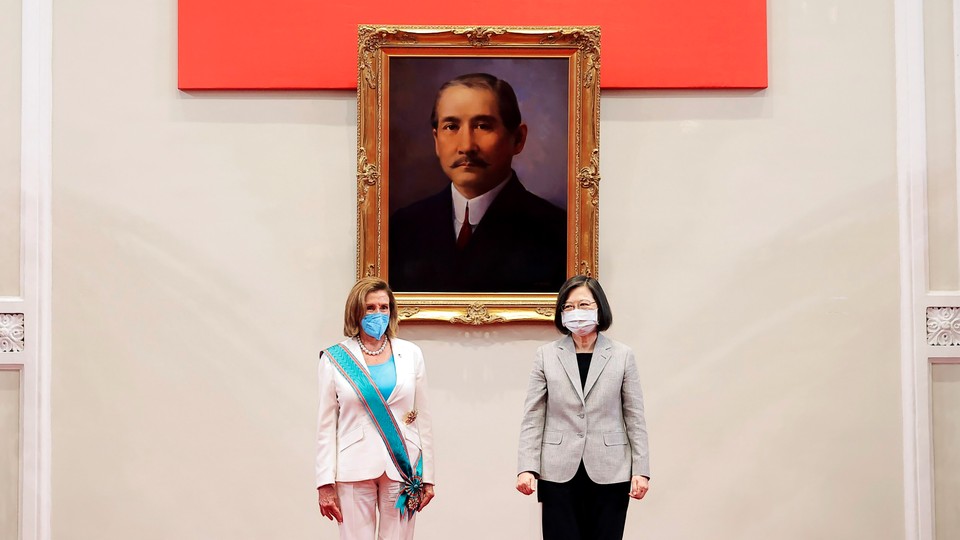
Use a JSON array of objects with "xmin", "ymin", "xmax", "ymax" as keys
[{"xmin": 356, "ymin": 26, "xmax": 601, "ymax": 324}]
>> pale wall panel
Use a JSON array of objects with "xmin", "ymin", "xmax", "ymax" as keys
[
  {"xmin": 0, "ymin": 0, "xmax": 22, "ymax": 296},
  {"xmin": 0, "ymin": 370, "xmax": 21, "ymax": 540},
  {"xmin": 52, "ymin": 0, "xmax": 903, "ymax": 539},
  {"xmin": 933, "ymin": 364, "xmax": 960, "ymax": 540},
  {"xmin": 924, "ymin": 0, "xmax": 959, "ymax": 291}
]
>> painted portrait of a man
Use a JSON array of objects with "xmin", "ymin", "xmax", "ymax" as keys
[{"xmin": 388, "ymin": 61, "xmax": 569, "ymax": 293}]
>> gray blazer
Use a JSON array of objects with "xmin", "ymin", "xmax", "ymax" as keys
[{"xmin": 517, "ymin": 333, "xmax": 650, "ymax": 483}]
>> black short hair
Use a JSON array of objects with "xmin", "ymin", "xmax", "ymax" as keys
[
  {"xmin": 553, "ymin": 275, "xmax": 613, "ymax": 334},
  {"xmin": 430, "ymin": 73, "xmax": 522, "ymax": 133}
]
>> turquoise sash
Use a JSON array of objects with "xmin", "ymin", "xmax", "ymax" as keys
[{"xmin": 324, "ymin": 343, "xmax": 424, "ymax": 517}]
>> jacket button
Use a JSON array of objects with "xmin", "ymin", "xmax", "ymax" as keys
[
  {"xmin": 578, "ymin": 413, "xmax": 585, "ymax": 418},
  {"xmin": 577, "ymin": 433, "xmax": 584, "ymax": 438}
]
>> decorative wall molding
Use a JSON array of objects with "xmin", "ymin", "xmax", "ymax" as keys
[
  {"xmin": 0, "ymin": 313, "xmax": 24, "ymax": 352},
  {"xmin": 894, "ymin": 0, "xmax": 932, "ymax": 536},
  {"xmin": 894, "ymin": 0, "xmax": 960, "ymax": 535},
  {"xmin": 18, "ymin": 0, "xmax": 53, "ymax": 537},
  {"xmin": 927, "ymin": 307, "xmax": 960, "ymax": 345}
]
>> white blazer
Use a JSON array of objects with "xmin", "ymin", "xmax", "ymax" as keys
[{"xmin": 315, "ymin": 337, "xmax": 435, "ymax": 487}]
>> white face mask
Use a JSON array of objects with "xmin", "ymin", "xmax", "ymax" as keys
[{"xmin": 562, "ymin": 309, "xmax": 599, "ymax": 336}]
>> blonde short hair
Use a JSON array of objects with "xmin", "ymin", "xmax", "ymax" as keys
[{"xmin": 343, "ymin": 277, "xmax": 400, "ymax": 338}]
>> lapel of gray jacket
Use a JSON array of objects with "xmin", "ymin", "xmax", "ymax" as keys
[
  {"xmin": 556, "ymin": 335, "xmax": 585, "ymax": 403},
  {"xmin": 583, "ymin": 333, "xmax": 613, "ymax": 399}
]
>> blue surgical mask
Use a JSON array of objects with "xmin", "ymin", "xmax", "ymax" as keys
[{"xmin": 361, "ymin": 312, "xmax": 390, "ymax": 340}]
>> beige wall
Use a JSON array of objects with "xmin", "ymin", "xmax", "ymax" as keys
[
  {"xmin": 51, "ymin": 1, "xmax": 904, "ymax": 539},
  {"xmin": 933, "ymin": 364, "xmax": 960, "ymax": 540},
  {"xmin": 0, "ymin": 0, "xmax": 21, "ymax": 297},
  {"xmin": 0, "ymin": 370, "xmax": 21, "ymax": 540},
  {"xmin": 924, "ymin": 0, "xmax": 959, "ymax": 290},
  {"xmin": 1, "ymin": 0, "xmax": 22, "ymax": 529}
]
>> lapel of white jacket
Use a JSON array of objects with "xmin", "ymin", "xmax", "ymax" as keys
[
  {"xmin": 389, "ymin": 339, "xmax": 411, "ymax": 404},
  {"xmin": 583, "ymin": 333, "xmax": 613, "ymax": 399},
  {"xmin": 557, "ymin": 335, "xmax": 585, "ymax": 403}
]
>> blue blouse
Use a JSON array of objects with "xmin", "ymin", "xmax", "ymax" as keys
[{"xmin": 368, "ymin": 355, "xmax": 397, "ymax": 399}]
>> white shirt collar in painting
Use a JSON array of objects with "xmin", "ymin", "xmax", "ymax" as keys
[{"xmin": 451, "ymin": 174, "xmax": 511, "ymax": 237}]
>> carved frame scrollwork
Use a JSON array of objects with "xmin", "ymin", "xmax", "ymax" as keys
[{"xmin": 356, "ymin": 26, "xmax": 601, "ymax": 324}]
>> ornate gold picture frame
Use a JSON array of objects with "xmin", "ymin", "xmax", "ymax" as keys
[{"xmin": 356, "ymin": 26, "xmax": 600, "ymax": 324}]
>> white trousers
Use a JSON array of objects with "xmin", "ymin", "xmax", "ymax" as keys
[{"xmin": 337, "ymin": 473, "xmax": 417, "ymax": 540}]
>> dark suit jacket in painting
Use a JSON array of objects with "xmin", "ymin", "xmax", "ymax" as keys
[{"xmin": 389, "ymin": 174, "xmax": 567, "ymax": 293}]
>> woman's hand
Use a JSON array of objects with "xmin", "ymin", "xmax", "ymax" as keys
[
  {"xmin": 318, "ymin": 484, "xmax": 343, "ymax": 522},
  {"xmin": 516, "ymin": 472, "xmax": 537, "ymax": 495},
  {"xmin": 629, "ymin": 476, "xmax": 649, "ymax": 499},
  {"xmin": 418, "ymin": 484, "xmax": 435, "ymax": 511}
]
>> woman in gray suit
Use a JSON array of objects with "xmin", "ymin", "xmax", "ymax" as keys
[{"xmin": 516, "ymin": 275, "xmax": 650, "ymax": 540}]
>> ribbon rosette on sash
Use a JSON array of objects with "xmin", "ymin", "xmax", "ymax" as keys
[
  {"xmin": 324, "ymin": 344, "xmax": 425, "ymax": 518},
  {"xmin": 400, "ymin": 470, "xmax": 423, "ymax": 512}
]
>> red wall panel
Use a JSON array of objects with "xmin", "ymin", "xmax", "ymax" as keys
[{"xmin": 178, "ymin": 0, "xmax": 767, "ymax": 90}]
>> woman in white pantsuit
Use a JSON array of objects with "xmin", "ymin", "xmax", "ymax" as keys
[{"xmin": 316, "ymin": 277, "xmax": 435, "ymax": 539}]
